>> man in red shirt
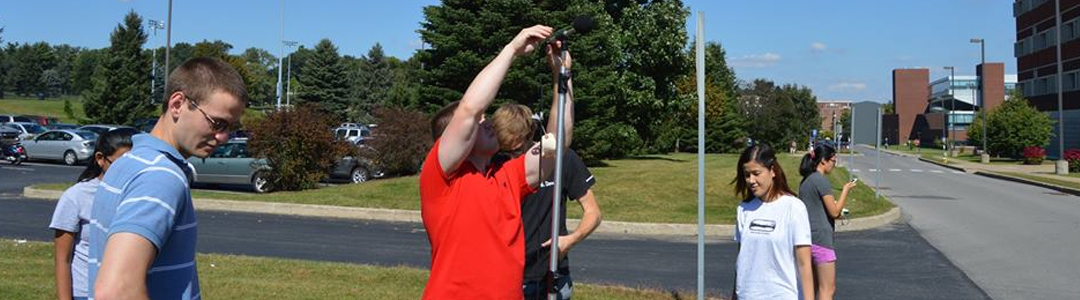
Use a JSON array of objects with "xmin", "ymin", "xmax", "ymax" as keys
[{"xmin": 419, "ymin": 25, "xmax": 559, "ymax": 299}]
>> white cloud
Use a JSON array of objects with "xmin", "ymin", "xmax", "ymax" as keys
[
  {"xmin": 811, "ymin": 42, "xmax": 827, "ymax": 53},
  {"xmin": 829, "ymin": 81, "xmax": 868, "ymax": 92},
  {"xmin": 729, "ymin": 53, "xmax": 782, "ymax": 68}
]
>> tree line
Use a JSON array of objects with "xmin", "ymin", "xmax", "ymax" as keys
[{"xmin": 0, "ymin": 1, "xmax": 823, "ymax": 162}]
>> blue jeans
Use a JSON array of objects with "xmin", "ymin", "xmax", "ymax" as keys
[
  {"xmin": 74, "ymin": 297, "xmax": 89, "ymax": 300},
  {"xmin": 523, "ymin": 274, "xmax": 573, "ymax": 300}
]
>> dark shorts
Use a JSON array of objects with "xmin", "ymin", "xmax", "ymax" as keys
[{"xmin": 523, "ymin": 274, "xmax": 573, "ymax": 300}]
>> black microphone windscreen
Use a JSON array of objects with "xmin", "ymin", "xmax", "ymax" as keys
[{"xmin": 571, "ymin": 16, "xmax": 597, "ymax": 34}]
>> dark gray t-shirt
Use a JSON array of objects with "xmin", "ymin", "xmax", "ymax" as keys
[{"xmin": 798, "ymin": 172, "xmax": 835, "ymax": 248}]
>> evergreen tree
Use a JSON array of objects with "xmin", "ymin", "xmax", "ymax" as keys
[
  {"xmin": 82, "ymin": 10, "xmax": 152, "ymax": 125},
  {"xmin": 418, "ymin": 0, "xmax": 692, "ymax": 161},
  {"xmin": 10, "ymin": 42, "xmax": 57, "ymax": 97},
  {"xmin": 349, "ymin": 43, "xmax": 393, "ymax": 122},
  {"xmin": 298, "ymin": 39, "xmax": 350, "ymax": 122}
]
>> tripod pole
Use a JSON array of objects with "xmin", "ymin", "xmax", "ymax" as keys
[{"xmin": 548, "ymin": 38, "xmax": 570, "ymax": 300}]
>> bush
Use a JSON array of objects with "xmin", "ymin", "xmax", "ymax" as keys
[
  {"xmin": 246, "ymin": 105, "xmax": 350, "ymax": 191},
  {"xmin": 367, "ymin": 106, "xmax": 432, "ymax": 176},
  {"xmin": 967, "ymin": 91, "xmax": 1054, "ymax": 158},
  {"xmin": 1064, "ymin": 149, "xmax": 1080, "ymax": 172},
  {"xmin": 1023, "ymin": 146, "xmax": 1046, "ymax": 165}
]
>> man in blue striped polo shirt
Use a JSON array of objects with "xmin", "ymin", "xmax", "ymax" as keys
[{"xmin": 89, "ymin": 57, "xmax": 247, "ymax": 300}]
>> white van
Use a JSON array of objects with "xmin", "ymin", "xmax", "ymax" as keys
[{"xmin": 333, "ymin": 123, "xmax": 373, "ymax": 145}]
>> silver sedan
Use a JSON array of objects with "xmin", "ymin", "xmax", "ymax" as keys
[{"xmin": 22, "ymin": 129, "xmax": 98, "ymax": 165}]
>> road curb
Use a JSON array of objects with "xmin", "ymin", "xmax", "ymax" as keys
[
  {"xmin": 22, "ymin": 187, "xmax": 901, "ymax": 238},
  {"xmin": 917, "ymin": 157, "xmax": 969, "ymax": 173},
  {"xmin": 973, "ymin": 171, "xmax": 1080, "ymax": 197}
]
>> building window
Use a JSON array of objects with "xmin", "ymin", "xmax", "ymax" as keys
[{"xmin": 1065, "ymin": 72, "xmax": 1077, "ymax": 91}]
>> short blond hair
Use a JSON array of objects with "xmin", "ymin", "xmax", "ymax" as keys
[{"xmin": 492, "ymin": 104, "xmax": 534, "ymax": 153}]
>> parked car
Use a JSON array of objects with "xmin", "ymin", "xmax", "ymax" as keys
[
  {"xmin": 46, "ymin": 123, "xmax": 80, "ymax": 130},
  {"xmin": 187, "ymin": 138, "xmax": 271, "ymax": 193},
  {"xmin": 328, "ymin": 150, "xmax": 384, "ymax": 184},
  {"xmin": 332, "ymin": 123, "xmax": 372, "ymax": 145},
  {"xmin": 0, "ymin": 115, "xmax": 35, "ymax": 124},
  {"xmin": 0, "ymin": 126, "xmax": 20, "ymax": 143},
  {"xmin": 2, "ymin": 122, "xmax": 49, "ymax": 141},
  {"xmin": 133, "ymin": 118, "xmax": 157, "ymax": 133},
  {"xmin": 19, "ymin": 115, "xmax": 62, "ymax": 126},
  {"xmin": 21, "ymin": 129, "xmax": 98, "ymax": 165},
  {"xmin": 77, "ymin": 124, "xmax": 137, "ymax": 135}
]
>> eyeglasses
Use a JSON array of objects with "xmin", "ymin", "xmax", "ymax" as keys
[{"xmin": 185, "ymin": 95, "xmax": 237, "ymax": 133}]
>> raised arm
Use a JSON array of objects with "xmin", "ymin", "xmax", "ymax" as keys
[
  {"xmin": 546, "ymin": 41, "xmax": 574, "ymax": 146},
  {"xmin": 438, "ymin": 25, "xmax": 553, "ymax": 175}
]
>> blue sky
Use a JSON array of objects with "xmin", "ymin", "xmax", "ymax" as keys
[{"xmin": 2, "ymin": 0, "xmax": 1015, "ymax": 102}]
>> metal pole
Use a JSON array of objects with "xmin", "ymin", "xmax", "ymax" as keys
[
  {"xmin": 275, "ymin": 0, "xmax": 285, "ymax": 110},
  {"xmin": 163, "ymin": 0, "xmax": 172, "ymax": 93},
  {"xmin": 850, "ymin": 105, "xmax": 855, "ymax": 182},
  {"xmin": 947, "ymin": 67, "xmax": 955, "ymax": 156},
  {"xmin": 694, "ymin": 12, "xmax": 706, "ymax": 300},
  {"xmin": 981, "ymin": 41, "xmax": 986, "ymax": 158},
  {"xmin": 548, "ymin": 36, "xmax": 570, "ymax": 300},
  {"xmin": 876, "ymin": 106, "xmax": 882, "ymax": 201},
  {"xmin": 151, "ymin": 47, "xmax": 157, "ymax": 99},
  {"xmin": 1055, "ymin": 0, "xmax": 1067, "ymax": 174},
  {"xmin": 286, "ymin": 53, "xmax": 292, "ymax": 107}
]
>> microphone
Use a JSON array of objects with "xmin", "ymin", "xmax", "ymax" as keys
[{"xmin": 542, "ymin": 16, "xmax": 597, "ymax": 45}]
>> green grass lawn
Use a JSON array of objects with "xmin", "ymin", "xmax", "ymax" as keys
[
  {"xmin": 999, "ymin": 172, "xmax": 1080, "ymax": 190},
  {"xmin": 0, "ymin": 97, "xmax": 86, "ymax": 124},
  {"xmin": 0, "ymin": 239, "xmax": 702, "ymax": 300},
  {"xmin": 35, "ymin": 153, "xmax": 893, "ymax": 225}
]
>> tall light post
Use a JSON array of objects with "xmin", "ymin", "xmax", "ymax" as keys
[
  {"xmin": 164, "ymin": 0, "xmax": 172, "ymax": 90},
  {"xmin": 1054, "ymin": 0, "xmax": 1069, "ymax": 174},
  {"xmin": 275, "ymin": 0, "xmax": 286, "ymax": 110},
  {"xmin": 944, "ymin": 66, "xmax": 955, "ymax": 157},
  {"xmin": 148, "ymin": 20, "xmax": 165, "ymax": 102},
  {"xmin": 283, "ymin": 40, "xmax": 298, "ymax": 107},
  {"xmin": 971, "ymin": 38, "xmax": 988, "ymax": 163}
]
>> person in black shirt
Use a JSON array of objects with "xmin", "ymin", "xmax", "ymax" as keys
[{"xmin": 490, "ymin": 42, "xmax": 602, "ymax": 300}]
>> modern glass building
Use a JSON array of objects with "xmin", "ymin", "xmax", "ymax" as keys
[{"xmin": 929, "ymin": 75, "xmax": 1018, "ymax": 132}]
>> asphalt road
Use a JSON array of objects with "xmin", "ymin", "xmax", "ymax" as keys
[
  {"xmin": 846, "ymin": 147, "xmax": 1080, "ymax": 300},
  {"xmin": 0, "ymin": 159, "xmax": 991, "ymax": 299}
]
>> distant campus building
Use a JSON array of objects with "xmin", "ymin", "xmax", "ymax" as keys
[
  {"xmin": 1014, "ymin": 0, "xmax": 1080, "ymax": 157},
  {"xmin": 891, "ymin": 66, "xmax": 1017, "ymax": 147}
]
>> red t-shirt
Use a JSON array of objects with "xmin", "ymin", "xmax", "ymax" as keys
[{"xmin": 420, "ymin": 140, "xmax": 536, "ymax": 299}]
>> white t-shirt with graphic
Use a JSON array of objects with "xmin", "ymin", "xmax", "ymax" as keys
[{"xmin": 734, "ymin": 194, "xmax": 812, "ymax": 300}]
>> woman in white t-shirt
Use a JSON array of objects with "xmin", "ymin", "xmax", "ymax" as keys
[
  {"xmin": 731, "ymin": 144, "xmax": 814, "ymax": 300},
  {"xmin": 49, "ymin": 129, "xmax": 134, "ymax": 300}
]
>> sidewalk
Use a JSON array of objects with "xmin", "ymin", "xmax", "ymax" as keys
[
  {"xmin": 22, "ymin": 186, "xmax": 900, "ymax": 239},
  {"xmin": 879, "ymin": 148, "xmax": 1080, "ymax": 196}
]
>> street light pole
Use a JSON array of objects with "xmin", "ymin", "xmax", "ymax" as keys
[
  {"xmin": 148, "ymin": 20, "xmax": 165, "ymax": 103},
  {"xmin": 283, "ymin": 40, "xmax": 298, "ymax": 107},
  {"xmin": 163, "ymin": 0, "xmax": 172, "ymax": 94},
  {"xmin": 944, "ymin": 66, "xmax": 954, "ymax": 157},
  {"xmin": 971, "ymin": 38, "xmax": 988, "ymax": 163},
  {"xmin": 275, "ymin": 0, "xmax": 285, "ymax": 110},
  {"xmin": 1054, "ymin": 0, "xmax": 1069, "ymax": 174}
]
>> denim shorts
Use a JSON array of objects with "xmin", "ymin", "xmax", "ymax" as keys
[{"xmin": 523, "ymin": 274, "xmax": 573, "ymax": 300}]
